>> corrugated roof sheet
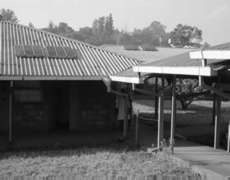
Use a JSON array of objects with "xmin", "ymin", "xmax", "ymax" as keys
[
  {"xmin": 138, "ymin": 52, "xmax": 227, "ymax": 68},
  {"xmin": 0, "ymin": 21, "xmax": 141, "ymax": 80},
  {"xmin": 101, "ymin": 45, "xmax": 194, "ymax": 62},
  {"xmin": 111, "ymin": 43, "xmax": 230, "ymax": 82}
]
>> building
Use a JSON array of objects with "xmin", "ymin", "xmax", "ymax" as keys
[{"xmin": 0, "ymin": 21, "xmax": 140, "ymax": 142}]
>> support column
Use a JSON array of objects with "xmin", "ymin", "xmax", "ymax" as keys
[
  {"xmin": 170, "ymin": 76, "xmax": 176, "ymax": 154},
  {"xmin": 9, "ymin": 81, "xmax": 13, "ymax": 143},
  {"xmin": 157, "ymin": 78, "xmax": 164, "ymax": 148},
  {"xmin": 212, "ymin": 95, "xmax": 216, "ymax": 125},
  {"xmin": 155, "ymin": 77, "xmax": 158, "ymax": 119},
  {"xmin": 135, "ymin": 111, "xmax": 140, "ymax": 146},
  {"xmin": 123, "ymin": 96, "xmax": 128, "ymax": 138},
  {"xmin": 227, "ymin": 119, "xmax": 230, "ymax": 152},
  {"xmin": 214, "ymin": 96, "xmax": 221, "ymax": 149}
]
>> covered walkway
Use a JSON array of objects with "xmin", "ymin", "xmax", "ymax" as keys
[{"xmin": 108, "ymin": 42, "xmax": 230, "ymax": 179}]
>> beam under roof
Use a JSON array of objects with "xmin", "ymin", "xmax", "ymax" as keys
[{"xmin": 133, "ymin": 66, "xmax": 217, "ymax": 77}]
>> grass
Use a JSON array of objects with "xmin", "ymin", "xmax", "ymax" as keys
[
  {"xmin": 0, "ymin": 147, "xmax": 194, "ymax": 179},
  {"xmin": 1, "ymin": 99, "xmax": 223, "ymax": 179}
]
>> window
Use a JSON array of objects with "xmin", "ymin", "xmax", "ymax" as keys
[{"xmin": 14, "ymin": 89, "xmax": 42, "ymax": 103}]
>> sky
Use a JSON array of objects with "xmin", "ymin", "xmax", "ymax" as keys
[{"xmin": 1, "ymin": 0, "xmax": 230, "ymax": 45}]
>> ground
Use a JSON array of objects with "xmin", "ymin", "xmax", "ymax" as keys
[
  {"xmin": 0, "ymin": 99, "xmax": 229, "ymax": 179},
  {"xmin": 134, "ymin": 99, "xmax": 230, "ymax": 147},
  {"xmin": 0, "ymin": 147, "xmax": 195, "ymax": 179}
]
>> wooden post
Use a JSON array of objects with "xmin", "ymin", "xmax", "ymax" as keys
[
  {"xmin": 157, "ymin": 78, "xmax": 164, "ymax": 148},
  {"xmin": 214, "ymin": 96, "xmax": 221, "ymax": 149},
  {"xmin": 135, "ymin": 111, "xmax": 140, "ymax": 146},
  {"xmin": 9, "ymin": 81, "xmax": 13, "ymax": 143},
  {"xmin": 155, "ymin": 77, "xmax": 158, "ymax": 119},
  {"xmin": 123, "ymin": 96, "xmax": 128, "ymax": 138},
  {"xmin": 227, "ymin": 119, "xmax": 230, "ymax": 152},
  {"xmin": 170, "ymin": 76, "xmax": 176, "ymax": 154},
  {"xmin": 212, "ymin": 95, "xmax": 216, "ymax": 125}
]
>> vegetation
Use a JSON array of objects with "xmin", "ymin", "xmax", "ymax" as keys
[
  {"xmin": 124, "ymin": 44, "xmax": 140, "ymax": 51},
  {"xmin": 169, "ymin": 24, "xmax": 203, "ymax": 47},
  {"xmin": 141, "ymin": 44, "xmax": 158, "ymax": 51},
  {"xmin": 0, "ymin": 148, "xmax": 195, "ymax": 179},
  {"xmin": 0, "ymin": 9, "xmax": 18, "ymax": 23},
  {"xmin": 176, "ymin": 79, "xmax": 204, "ymax": 110},
  {"xmin": 0, "ymin": 8, "xmax": 204, "ymax": 47}
]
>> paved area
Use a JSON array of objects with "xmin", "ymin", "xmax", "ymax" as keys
[
  {"xmin": 135, "ymin": 123, "xmax": 230, "ymax": 180},
  {"xmin": 175, "ymin": 146, "xmax": 230, "ymax": 180}
]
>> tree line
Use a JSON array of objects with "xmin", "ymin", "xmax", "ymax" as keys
[{"xmin": 0, "ymin": 8, "xmax": 205, "ymax": 48}]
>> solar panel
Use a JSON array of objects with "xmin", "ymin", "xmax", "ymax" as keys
[
  {"xmin": 33, "ymin": 45, "xmax": 46, "ymax": 58},
  {"xmin": 55, "ymin": 46, "xmax": 67, "ymax": 58},
  {"xmin": 24, "ymin": 45, "xmax": 34, "ymax": 57},
  {"xmin": 64, "ymin": 47, "xmax": 78, "ymax": 59},
  {"xmin": 14, "ymin": 45, "xmax": 80, "ymax": 60},
  {"xmin": 46, "ymin": 46, "xmax": 57, "ymax": 58},
  {"xmin": 14, "ymin": 45, "xmax": 25, "ymax": 57}
]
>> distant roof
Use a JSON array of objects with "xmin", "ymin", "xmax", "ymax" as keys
[
  {"xmin": 101, "ymin": 45, "xmax": 194, "ymax": 62},
  {"xmin": 110, "ymin": 43, "xmax": 230, "ymax": 83},
  {"xmin": 190, "ymin": 42, "xmax": 230, "ymax": 60},
  {"xmin": 0, "ymin": 21, "xmax": 140, "ymax": 80}
]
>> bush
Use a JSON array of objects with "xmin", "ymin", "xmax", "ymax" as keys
[
  {"xmin": 124, "ymin": 44, "xmax": 140, "ymax": 51},
  {"xmin": 141, "ymin": 44, "xmax": 158, "ymax": 51}
]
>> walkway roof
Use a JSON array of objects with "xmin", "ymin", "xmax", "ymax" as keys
[{"xmin": 110, "ymin": 43, "xmax": 230, "ymax": 83}]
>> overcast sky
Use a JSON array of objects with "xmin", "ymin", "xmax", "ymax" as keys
[{"xmin": 2, "ymin": 0, "xmax": 230, "ymax": 45}]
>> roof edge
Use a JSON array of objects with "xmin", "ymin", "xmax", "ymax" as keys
[{"xmin": 133, "ymin": 65, "xmax": 217, "ymax": 77}]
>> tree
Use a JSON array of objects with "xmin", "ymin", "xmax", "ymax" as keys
[
  {"xmin": 0, "ymin": 9, "xmax": 18, "ymax": 23},
  {"xmin": 169, "ymin": 24, "xmax": 202, "ymax": 47},
  {"xmin": 28, "ymin": 22, "xmax": 35, "ymax": 28},
  {"xmin": 43, "ymin": 21, "xmax": 75, "ymax": 38},
  {"xmin": 43, "ymin": 21, "xmax": 57, "ymax": 34},
  {"xmin": 104, "ymin": 13, "xmax": 114, "ymax": 43},
  {"xmin": 57, "ymin": 22, "xmax": 74, "ymax": 36},
  {"xmin": 90, "ymin": 14, "xmax": 116, "ymax": 45},
  {"xmin": 120, "ymin": 32, "xmax": 139, "ymax": 45},
  {"xmin": 129, "ymin": 21, "xmax": 167, "ymax": 46},
  {"xmin": 76, "ymin": 27, "xmax": 93, "ymax": 42}
]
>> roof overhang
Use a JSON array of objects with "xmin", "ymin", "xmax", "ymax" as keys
[
  {"xmin": 133, "ymin": 66, "xmax": 217, "ymax": 77},
  {"xmin": 110, "ymin": 75, "xmax": 143, "ymax": 84},
  {"xmin": 190, "ymin": 50, "xmax": 230, "ymax": 60}
]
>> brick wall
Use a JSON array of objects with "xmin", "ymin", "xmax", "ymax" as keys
[{"xmin": 69, "ymin": 81, "xmax": 116, "ymax": 131}]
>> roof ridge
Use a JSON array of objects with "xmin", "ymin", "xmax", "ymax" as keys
[{"xmin": 2, "ymin": 21, "xmax": 141, "ymax": 63}]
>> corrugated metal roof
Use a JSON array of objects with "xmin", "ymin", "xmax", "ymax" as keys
[
  {"xmin": 101, "ymin": 45, "xmax": 194, "ymax": 62},
  {"xmin": 110, "ymin": 43, "xmax": 230, "ymax": 82},
  {"xmin": 138, "ymin": 52, "xmax": 225, "ymax": 67},
  {"xmin": 0, "ymin": 21, "xmax": 141, "ymax": 80}
]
